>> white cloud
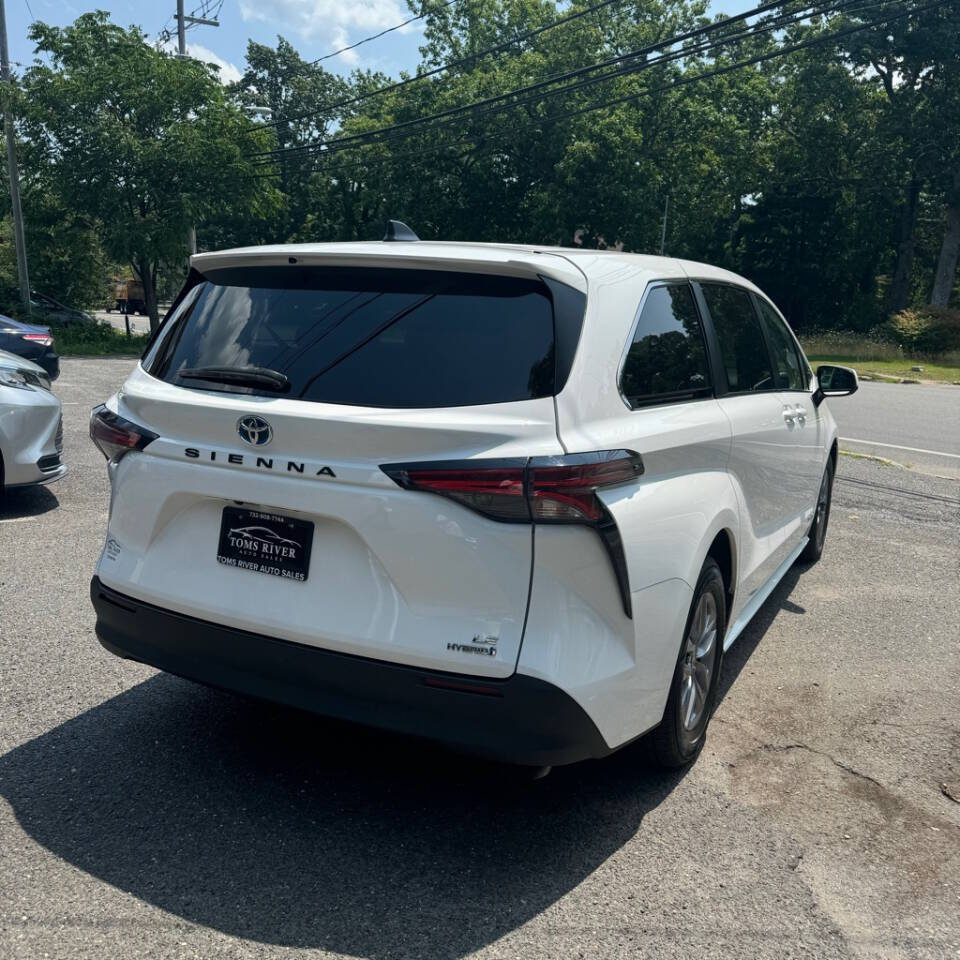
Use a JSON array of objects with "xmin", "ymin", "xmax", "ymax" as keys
[
  {"xmin": 160, "ymin": 38, "xmax": 243, "ymax": 85},
  {"xmin": 238, "ymin": 0, "xmax": 415, "ymax": 60},
  {"xmin": 187, "ymin": 43, "xmax": 244, "ymax": 84}
]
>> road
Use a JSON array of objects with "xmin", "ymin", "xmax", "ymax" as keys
[
  {"xmin": 1, "ymin": 359, "xmax": 958, "ymax": 960},
  {"xmin": 831, "ymin": 381, "xmax": 960, "ymax": 476},
  {"xmin": 94, "ymin": 309, "xmax": 151, "ymax": 336}
]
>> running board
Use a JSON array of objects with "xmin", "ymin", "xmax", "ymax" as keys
[{"xmin": 724, "ymin": 538, "xmax": 808, "ymax": 651}]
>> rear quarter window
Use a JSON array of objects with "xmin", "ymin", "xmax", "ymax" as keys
[
  {"xmin": 147, "ymin": 267, "xmax": 563, "ymax": 409},
  {"xmin": 619, "ymin": 282, "xmax": 712, "ymax": 407}
]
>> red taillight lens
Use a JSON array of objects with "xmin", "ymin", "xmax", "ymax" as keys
[
  {"xmin": 89, "ymin": 404, "xmax": 158, "ymax": 461},
  {"xmin": 528, "ymin": 453, "xmax": 643, "ymax": 523},
  {"xmin": 382, "ymin": 460, "xmax": 529, "ymax": 521},
  {"xmin": 381, "ymin": 451, "xmax": 643, "ymax": 524},
  {"xmin": 21, "ymin": 333, "xmax": 53, "ymax": 347}
]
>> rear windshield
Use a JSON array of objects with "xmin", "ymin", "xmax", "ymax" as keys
[{"xmin": 145, "ymin": 266, "xmax": 557, "ymax": 408}]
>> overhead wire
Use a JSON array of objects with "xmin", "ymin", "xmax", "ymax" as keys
[
  {"xmin": 250, "ymin": 0, "xmax": 634, "ymax": 133},
  {"xmin": 253, "ymin": 0, "xmax": 893, "ymax": 167},
  {"xmin": 308, "ymin": 0, "xmax": 460, "ymax": 66},
  {"xmin": 247, "ymin": 0, "xmax": 946, "ymax": 180}
]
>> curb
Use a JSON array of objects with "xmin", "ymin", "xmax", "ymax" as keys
[{"xmin": 59, "ymin": 354, "xmax": 142, "ymax": 360}]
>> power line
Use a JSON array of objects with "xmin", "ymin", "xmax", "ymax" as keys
[
  {"xmin": 254, "ymin": 0, "xmax": 872, "ymax": 165},
  {"xmin": 250, "ymin": 0, "xmax": 854, "ymax": 177},
  {"xmin": 309, "ymin": 0, "xmax": 460, "ymax": 66},
  {"xmin": 158, "ymin": 0, "xmax": 222, "ymax": 46},
  {"xmin": 250, "ymin": 0, "xmax": 631, "ymax": 133},
  {"xmin": 250, "ymin": 0, "xmax": 946, "ymax": 180},
  {"xmin": 253, "ymin": 0, "xmax": 848, "ymax": 159}
]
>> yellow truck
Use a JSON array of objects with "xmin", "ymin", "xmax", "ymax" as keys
[{"xmin": 110, "ymin": 277, "xmax": 147, "ymax": 315}]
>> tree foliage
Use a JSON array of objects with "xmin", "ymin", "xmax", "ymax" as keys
[
  {"xmin": 2, "ymin": 2, "xmax": 957, "ymax": 331},
  {"xmin": 17, "ymin": 12, "xmax": 278, "ymax": 326}
]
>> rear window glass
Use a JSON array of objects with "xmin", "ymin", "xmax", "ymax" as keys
[{"xmin": 145, "ymin": 267, "xmax": 556, "ymax": 408}]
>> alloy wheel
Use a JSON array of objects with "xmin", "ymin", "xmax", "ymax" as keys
[{"xmin": 679, "ymin": 591, "xmax": 718, "ymax": 731}]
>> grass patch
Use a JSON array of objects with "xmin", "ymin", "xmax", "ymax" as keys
[
  {"xmin": 51, "ymin": 322, "xmax": 149, "ymax": 357},
  {"xmin": 805, "ymin": 355, "xmax": 960, "ymax": 383},
  {"xmin": 799, "ymin": 331, "xmax": 960, "ymax": 382}
]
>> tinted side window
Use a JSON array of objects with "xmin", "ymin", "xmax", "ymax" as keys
[
  {"xmin": 755, "ymin": 298, "xmax": 808, "ymax": 391},
  {"xmin": 620, "ymin": 283, "xmax": 711, "ymax": 406},
  {"xmin": 700, "ymin": 284, "xmax": 774, "ymax": 393}
]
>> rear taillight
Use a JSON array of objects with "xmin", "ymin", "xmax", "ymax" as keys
[
  {"xmin": 89, "ymin": 404, "xmax": 158, "ymax": 461},
  {"xmin": 527, "ymin": 453, "xmax": 642, "ymax": 523},
  {"xmin": 382, "ymin": 459, "xmax": 529, "ymax": 521},
  {"xmin": 381, "ymin": 450, "xmax": 643, "ymax": 617},
  {"xmin": 381, "ymin": 451, "xmax": 642, "ymax": 525},
  {"xmin": 21, "ymin": 332, "xmax": 53, "ymax": 347}
]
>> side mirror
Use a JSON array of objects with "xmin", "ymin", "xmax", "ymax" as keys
[{"xmin": 813, "ymin": 364, "xmax": 858, "ymax": 407}]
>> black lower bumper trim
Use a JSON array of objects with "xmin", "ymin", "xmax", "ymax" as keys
[{"xmin": 90, "ymin": 577, "xmax": 610, "ymax": 766}]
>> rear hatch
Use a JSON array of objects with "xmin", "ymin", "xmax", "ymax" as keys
[{"xmin": 98, "ymin": 261, "xmax": 576, "ymax": 678}]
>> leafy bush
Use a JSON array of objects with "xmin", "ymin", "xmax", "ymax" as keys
[
  {"xmin": 887, "ymin": 307, "xmax": 960, "ymax": 353},
  {"xmin": 49, "ymin": 320, "xmax": 149, "ymax": 356}
]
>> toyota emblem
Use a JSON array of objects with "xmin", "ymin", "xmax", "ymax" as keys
[{"xmin": 237, "ymin": 415, "xmax": 273, "ymax": 446}]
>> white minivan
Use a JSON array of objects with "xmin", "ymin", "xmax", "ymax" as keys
[{"xmin": 89, "ymin": 228, "xmax": 857, "ymax": 769}]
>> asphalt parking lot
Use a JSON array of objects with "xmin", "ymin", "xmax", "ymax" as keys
[{"xmin": 1, "ymin": 358, "xmax": 958, "ymax": 960}]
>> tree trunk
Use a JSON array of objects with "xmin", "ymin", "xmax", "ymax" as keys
[
  {"xmin": 887, "ymin": 177, "xmax": 921, "ymax": 316},
  {"xmin": 136, "ymin": 259, "xmax": 160, "ymax": 331},
  {"xmin": 930, "ymin": 171, "xmax": 960, "ymax": 307}
]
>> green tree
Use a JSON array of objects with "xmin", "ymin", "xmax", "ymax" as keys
[
  {"xmin": 20, "ymin": 12, "xmax": 278, "ymax": 328},
  {"xmin": 0, "ymin": 187, "xmax": 110, "ymax": 312},
  {"xmin": 842, "ymin": 0, "xmax": 960, "ymax": 314},
  {"xmin": 228, "ymin": 38, "xmax": 349, "ymax": 244}
]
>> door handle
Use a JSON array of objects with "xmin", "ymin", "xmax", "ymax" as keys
[
  {"xmin": 782, "ymin": 408, "xmax": 795, "ymax": 423},
  {"xmin": 794, "ymin": 405, "xmax": 807, "ymax": 422}
]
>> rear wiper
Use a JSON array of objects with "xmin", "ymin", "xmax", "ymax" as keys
[{"xmin": 177, "ymin": 365, "xmax": 290, "ymax": 392}]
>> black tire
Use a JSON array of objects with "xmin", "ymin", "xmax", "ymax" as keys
[
  {"xmin": 650, "ymin": 558, "xmax": 726, "ymax": 768},
  {"xmin": 798, "ymin": 457, "xmax": 834, "ymax": 564}
]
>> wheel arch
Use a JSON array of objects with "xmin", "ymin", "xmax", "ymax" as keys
[
  {"xmin": 688, "ymin": 513, "xmax": 738, "ymax": 618},
  {"xmin": 705, "ymin": 527, "xmax": 736, "ymax": 615}
]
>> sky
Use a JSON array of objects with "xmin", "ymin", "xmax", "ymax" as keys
[{"xmin": 5, "ymin": 0, "xmax": 744, "ymax": 84}]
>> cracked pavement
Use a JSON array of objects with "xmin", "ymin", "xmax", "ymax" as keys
[{"xmin": 1, "ymin": 358, "xmax": 958, "ymax": 960}]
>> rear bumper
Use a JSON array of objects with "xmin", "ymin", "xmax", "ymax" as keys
[
  {"xmin": 37, "ymin": 351, "xmax": 59, "ymax": 381},
  {"xmin": 90, "ymin": 577, "xmax": 611, "ymax": 766}
]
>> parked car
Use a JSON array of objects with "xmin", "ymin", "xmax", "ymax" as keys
[
  {"xmin": 0, "ymin": 316, "xmax": 59, "ymax": 381},
  {"xmin": 88, "ymin": 226, "xmax": 857, "ymax": 771},
  {"xmin": 0, "ymin": 348, "xmax": 66, "ymax": 494},
  {"xmin": 30, "ymin": 291, "xmax": 96, "ymax": 326}
]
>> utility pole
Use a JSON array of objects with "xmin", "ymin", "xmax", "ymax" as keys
[
  {"xmin": 176, "ymin": 0, "xmax": 187, "ymax": 56},
  {"xmin": 0, "ymin": 0, "xmax": 30, "ymax": 313},
  {"xmin": 175, "ymin": 1, "xmax": 196, "ymax": 254},
  {"xmin": 174, "ymin": 1, "xmax": 219, "ymax": 257},
  {"xmin": 659, "ymin": 194, "xmax": 669, "ymax": 256}
]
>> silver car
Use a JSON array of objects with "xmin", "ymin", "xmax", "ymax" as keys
[{"xmin": 0, "ymin": 349, "xmax": 66, "ymax": 493}]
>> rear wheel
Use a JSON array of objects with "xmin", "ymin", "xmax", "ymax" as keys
[
  {"xmin": 650, "ymin": 558, "xmax": 726, "ymax": 768},
  {"xmin": 798, "ymin": 458, "xmax": 833, "ymax": 564}
]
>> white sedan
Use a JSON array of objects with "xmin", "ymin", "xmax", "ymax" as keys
[{"xmin": 0, "ymin": 348, "xmax": 66, "ymax": 493}]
